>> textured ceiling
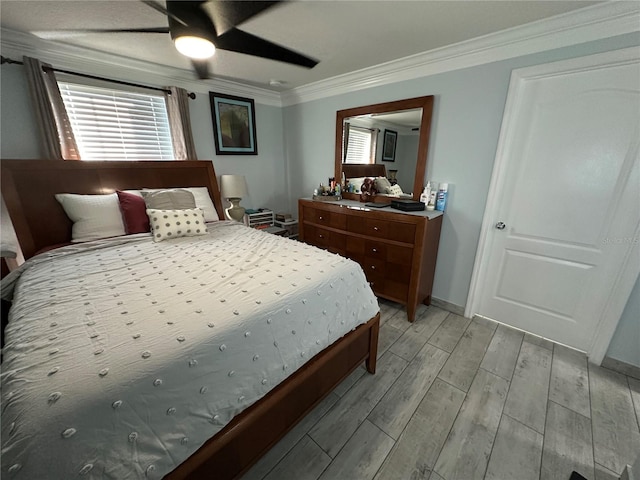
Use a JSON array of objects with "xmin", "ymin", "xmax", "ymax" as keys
[{"xmin": 0, "ymin": 0, "xmax": 602, "ymax": 90}]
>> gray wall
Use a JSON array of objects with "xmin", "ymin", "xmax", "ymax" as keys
[
  {"xmin": 282, "ymin": 32, "xmax": 640, "ymax": 365},
  {"xmin": 0, "ymin": 65, "xmax": 288, "ymax": 213},
  {"xmin": 0, "ymin": 66, "xmax": 41, "ymax": 159}
]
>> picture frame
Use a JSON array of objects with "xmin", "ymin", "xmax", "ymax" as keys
[
  {"xmin": 382, "ymin": 129, "xmax": 397, "ymax": 162},
  {"xmin": 209, "ymin": 92, "xmax": 258, "ymax": 155}
]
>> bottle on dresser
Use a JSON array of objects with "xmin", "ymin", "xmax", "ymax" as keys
[
  {"xmin": 420, "ymin": 181, "xmax": 431, "ymax": 204},
  {"xmin": 436, "ymin": 183, "xmax": 448, "ymax": 211}
]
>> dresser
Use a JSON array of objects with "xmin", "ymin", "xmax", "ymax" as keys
[{"xmin": 298, "ymin": 199, "xmax": 443, "ymax": 322}]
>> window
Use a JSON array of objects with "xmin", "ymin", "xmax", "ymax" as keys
[
  {"xmin": 344, "ymin": 126, "xmax": 377, "ymax": 164},
  {"xmin": 58, "ymin": 82, "xmax": 174, "ymax": 160}
]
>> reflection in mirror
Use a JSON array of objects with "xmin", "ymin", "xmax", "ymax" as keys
[
  {"xmin": 342, "ymin": 109, "xmax": 422, "ymax": 196},
  {"xmin": 335, "ymin": 96, "xmax": 434, "ymax": 202}
]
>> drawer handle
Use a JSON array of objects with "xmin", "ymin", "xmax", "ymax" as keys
[
  {"xmin": 372, "ymin": 248, "xmax": 377, "ymax": 253},
  {"xmin": 319, "ymin": 216, "xmax": 324, "ymax": 220},
  {"xmin": 318, "ymin": 234, "xmax": 324, "ymax": 239},
  {"xmin": 373, "ymin": 226, "xmax": 379, "ymax": 231},
  {"xmin": 371, "ymin": 265, "xmax": 376, "ymax": 270}
]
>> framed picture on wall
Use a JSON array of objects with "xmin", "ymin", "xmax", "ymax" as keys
[
  {"xmin": 382, "ymin": 129, "xmax": 397, "ymax": 162},
  {"xmin": 209, "ymin": 92, "xmax": 258, "ymax": 155}
]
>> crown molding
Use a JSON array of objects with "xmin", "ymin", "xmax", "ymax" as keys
[
  {"xmin": 0, "ymin": 28, "xmax": 283, "ymax": 107},
  {"xmin": 280, "ymin": 2, "xmax": 640, "ymax": 106},
  {"xmin": 2, "ymin": 2, "xmax": 638, "ymax": 109}
]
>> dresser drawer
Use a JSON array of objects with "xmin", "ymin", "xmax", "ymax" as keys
[
  {"xmin": 361, "ymin": 257, "xmax": 385, "ymax": 281},
  {"xmin": 304, "ymin": 225, "xmax": 346, "ymax": 253},
  {"xmin": 378, "ymin": 280, "xmax": 409, "ymax": 301},
  {"xmin": 303, "ymin": 206, "xmax": 347, "ymax": 229},
  {"xmin": 388, "ymin": 245, "xmax": 413, "ymax": 265},
  {"xmin": 347, "ymin": 216, "xmax": 416, "ymax": 243},
  {"xmin": 346, "ymin": 236, "xmax": 413, "ymax": 265},
  {"xmin": 384, "ymin": 262, "xmax": 412, "ymax": 283},
  {"xmin": 367, "ymin": 277, "xmax": 409, "ymax": 302}
]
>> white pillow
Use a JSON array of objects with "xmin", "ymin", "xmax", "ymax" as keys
[
  {"xmin": 55, "ymin": 193, "xmax": 126, "ymax": 242},
  {"xmin": 185, "ymin": 187, "xmax": 219, "ymax": 222},
  {"xmin": 143, "ymin": 187, "xmax": 218, "ymax": 222},
  {"xmin": 147, "ymin": 208, "xmax": 209, "ymax": 242},
  {"xmin": 388, "ymin": 184, "xmax": 404, "ymax": 196}
]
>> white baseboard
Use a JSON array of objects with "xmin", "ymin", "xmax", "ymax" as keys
[
  {"xmin": 431, "ymin": 297, "xmax": 465, "ymax": 317},
  {"xmin": 601, "ymin": 356, "xmax": 640, "ymax": 381}
]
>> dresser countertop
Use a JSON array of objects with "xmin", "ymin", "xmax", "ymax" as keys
[{"xmin": 301, "ymin": 198, "xmax": 444, "ymax": 220}]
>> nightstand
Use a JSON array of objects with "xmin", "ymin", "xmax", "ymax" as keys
[{"xmin": 274, "ymin": 219, "xmax": 298, "ymax": 240}]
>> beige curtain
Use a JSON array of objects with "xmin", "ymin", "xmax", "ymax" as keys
[
  {"xmin": 23, "ymin": 56, "xmax": 80, "ymax": 160},
  {"xmin": 343, "ymin": 122, "xmax": 350, "ymax": 162},
  {"xmin": 370, "ymin": 128, "xmax": 379, "ymax": 164},
  {"xmin": 165, "ymin": 86, "xmax": 198, "ymax": 160}
]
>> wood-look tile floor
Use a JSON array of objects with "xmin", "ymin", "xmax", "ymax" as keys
[{"xmin": 242, "ymin": 300, "xmax": 640, "ymax": 480}]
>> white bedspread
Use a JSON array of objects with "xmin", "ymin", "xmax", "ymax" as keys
[{"xmin": 1, "ymin": 221, "xmax": 378, "ymax": 479}]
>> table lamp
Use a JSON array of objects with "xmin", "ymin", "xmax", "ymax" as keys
[{"xmin": 220, "ymin": 174, "xmax": 248, "ymax": 222}]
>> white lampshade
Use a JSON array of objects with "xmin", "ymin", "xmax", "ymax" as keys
[{"xmin": 220, "ymin": 175, "xmax": 248, "ymax": 199}]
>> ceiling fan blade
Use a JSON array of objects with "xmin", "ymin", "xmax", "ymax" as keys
[
  {"xmin": 98, "ymin": 27, "xmax": 170, "ymax": 34},
  {"xmin": 34, "ymin": 27, "xmax": 169, "ymax": 39},
  {"xmin": 216, "ymin": 28, "xmax": 318, "ymax": 69},
  {"xmin": 191, "ymin": 59, "xmax": 210, "ymax": 79},
  {"xmin": 207, "ymin": 1, "xmax": 280, "ymax": 36},
  {"xmin": 141, "ymin": 0, "xmax": 188, "ymax": 27}
]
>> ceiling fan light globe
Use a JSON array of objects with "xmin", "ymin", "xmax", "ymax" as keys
[{"xmin": 174, "ymin": 36, "xmax": 216, "ymax": 59}]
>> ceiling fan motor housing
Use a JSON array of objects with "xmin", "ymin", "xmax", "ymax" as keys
[{"xmin": 167, "ymin": 1, "xmax": 217, "ymax": 44}]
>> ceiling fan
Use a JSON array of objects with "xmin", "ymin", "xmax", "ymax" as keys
[{"xmin": 46, "ymin": 0, "xmax": 319, "ymax": 79}]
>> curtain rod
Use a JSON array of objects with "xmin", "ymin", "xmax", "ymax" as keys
[{"xmin": 0, "ymin": 56, "xmax": 196, "ymax": 99}]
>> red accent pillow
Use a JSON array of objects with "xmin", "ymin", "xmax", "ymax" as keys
[{"xmin": 116, "ymin": 190, "xmax": 150, "ymax": 234}]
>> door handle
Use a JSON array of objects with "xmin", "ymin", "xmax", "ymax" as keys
[{"xmin": 495, "ymin": 222, "xmax": 506, "ymax": 230}]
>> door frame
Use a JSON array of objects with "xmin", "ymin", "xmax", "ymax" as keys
[{"xmin": 465, "ymin": 46, "xmax": 640, "ymax": 365}]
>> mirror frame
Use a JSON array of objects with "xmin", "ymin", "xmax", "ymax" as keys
[{"xmin": 335, "ymin": 95, "xmax": 434, "ymax": 201}]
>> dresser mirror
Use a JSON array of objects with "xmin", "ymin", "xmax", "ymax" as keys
[{"xmin": 335, "ymin": 96, "xmax": 434, "ymax": 202}]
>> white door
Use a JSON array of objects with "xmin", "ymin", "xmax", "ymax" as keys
[{"xmin": 467, "ymin": 47, "xmax": 640, "ymax": 359}]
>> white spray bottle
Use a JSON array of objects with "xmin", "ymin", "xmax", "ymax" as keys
[{"xmin": 420, "ymin": 181, "xmax": 431, "ymax": 205}]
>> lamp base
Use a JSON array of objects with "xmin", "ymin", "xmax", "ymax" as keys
[{"xmin": 225, "ymin": 198, "xmax": 245, "ymax": 222}]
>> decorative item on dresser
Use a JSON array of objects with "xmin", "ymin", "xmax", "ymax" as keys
[
  {"xmin": 299, "ymin": 198, "xmax": 443, "ymax": 322},
  {"xmin": 220, "ymin": 174, "xmax": 248, "ymax": 221}
]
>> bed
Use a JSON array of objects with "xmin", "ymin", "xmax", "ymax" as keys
[{"xmin": 0, "ymin": 159, "xmax": 380, "ymax": 480}]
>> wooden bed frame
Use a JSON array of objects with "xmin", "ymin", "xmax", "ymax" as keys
[
  {"xmin": 1, "ymin": 159, "xmax": 380, "ymax": 480},
  {"xmin": 342, "ymin": 163, "xmax": 387, "ymax": 180}
]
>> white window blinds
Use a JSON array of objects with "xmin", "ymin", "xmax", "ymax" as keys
[
  {"xmin": 344, "ymin": 126, "xmax": 376, "ymax": 164},
  {"xmin": 58, "ymin": 82, "xmax": 174, "ymax": 160}
]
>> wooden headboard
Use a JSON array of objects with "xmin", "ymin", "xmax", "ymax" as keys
[
  {"xmin": 341, "ymin": 163, "xmax": 386, "ymax": 179},
  {"xmin": 1, "ymin": 160, "xmax": 224, "ymax": 260}
]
